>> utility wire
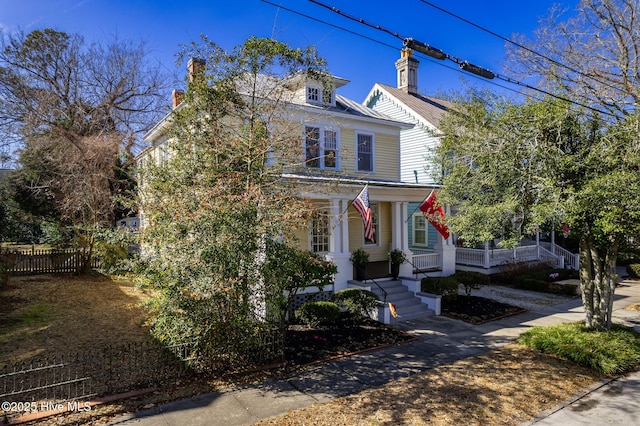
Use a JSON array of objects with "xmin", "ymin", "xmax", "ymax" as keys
[
  {"xmin": 306, "ymin": 0, "xmax": 618, "ymax": 118},
  {"xmin": 261, "ymin": 0, "xmax": 537, "ymax": 100},
  {"xmin": 309, "ymin": 0, "xmax": 406, "ymax": 41},
  {"xmin": 417, "ymin": 0, "xmax": 621, "ymax": 94}
]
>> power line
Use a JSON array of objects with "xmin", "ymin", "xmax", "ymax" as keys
[
  {"xmin": 306, "ymin": 0, "xmax": 618, "ymax": 118},
  {"xmin": 417, "ymin": 0, "xmax": 622, "ymax": 95},
  {"xmin": 260, "ymin": 0, "xmax": 537, "ymax": 99}
]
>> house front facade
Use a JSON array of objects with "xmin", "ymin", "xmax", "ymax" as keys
[{"xmin": 137, "ymin": 59, "xmax": 451, "ymax": 303}]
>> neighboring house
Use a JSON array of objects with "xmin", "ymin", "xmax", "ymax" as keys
[
  {"xmin": 137, "ymin": 59, "xmax": 448, "ymax": 320},
  {"xmin": 364, "ymin": 48, "xmax": 578, "ymax": 274}
]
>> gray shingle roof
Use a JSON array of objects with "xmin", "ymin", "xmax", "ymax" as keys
[{"xmin": 375, "ymin": 83, "xmax": 453, "ymax": 128}]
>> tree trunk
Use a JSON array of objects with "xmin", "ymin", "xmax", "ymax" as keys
[{"xmin": 579, "ymin": 235, "xmax": 618, "ymax": 329}]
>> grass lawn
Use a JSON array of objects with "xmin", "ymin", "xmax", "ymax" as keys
[{"xmin": 0, "ymin": 274, "xmax": 153, "ymax": 366}]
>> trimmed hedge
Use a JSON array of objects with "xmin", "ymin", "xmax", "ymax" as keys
[
  {"xmin": 452, "ymin": 271, "xmax": 490, "ymax": 296},
  {"xmin": 330, "ymin": 288, "xmax": 380, "ymax": 318},
  {"xmin": 295, "ymin": 301, "xmax": 341, "ymax": 327},
  {"xmin": 421, "ymin": 276, "xmax": 459, "ymax": 298},
  {"xmin": 626, "ymin": 263, "xmax": 640, "ymax": 278}
]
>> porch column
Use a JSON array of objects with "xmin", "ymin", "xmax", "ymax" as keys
[
  {"xmin": 391, "ymin": 202, "xmax": 412, "ymax": 277},
  {"xmin": 390, "ymin": 201, "xmax": 410, "ymax": 251},
  {"xmin": 326, "ymin": 198, "xmax": 352, "ymax": 291},
  {"xmin": 433, "ymin": 205, "xmax": 456, "ymax": 276}
]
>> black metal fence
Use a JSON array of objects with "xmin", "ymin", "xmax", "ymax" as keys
[
  {"xmin": 0, "ymin": 329, "xmax": 284, "ymax": 423},
  {"xmin": 1, "ymin": 342, "xmax": 192, "ymax": 403},
  {"xmin": 3, "ymin": 248, "xmax": 101, "ymax": 275}
]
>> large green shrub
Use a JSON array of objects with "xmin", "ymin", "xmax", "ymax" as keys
[
  {"xmin": 331, "ymin": 288, "xmax": 380, "ymax": 318},
  {"xmin": 295, "ymin": 301, "xmax": 341, "ymax": 327},
  {"xmin": 452, "ymin": 271, "xmax": 490, "ymax": 296},
  {"xmin": 421, "ymin": 276, "xmax": 459, "ymax": 298},
  {"xmin": 626, "ymin": 263, "xmax": 640, "ymax": 278}
]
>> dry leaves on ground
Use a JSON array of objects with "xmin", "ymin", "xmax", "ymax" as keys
[
  {"xmin": 255, "ymin": 344, "xmax": 603, "ymax": 426},
  {"xmin": 0, "ymin": 274, "xmax": 152, "ymax": 365}
]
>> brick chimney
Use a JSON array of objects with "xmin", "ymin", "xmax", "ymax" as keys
[
  {"xmin": 395, "ymin": 48, "xmax": 419, "ymax": 94},
  {"xmin": 171, "ymin": 90, "xmax": 184, "ymax": 109},
  {"xmin": 187, "ymin": 58, "xmax": 206, "ymax": 83}
]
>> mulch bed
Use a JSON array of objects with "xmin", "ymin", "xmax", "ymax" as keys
[
  {"xmin": 441, "ymin": 295, "xmax": 527, "ymax": 324},
  {"xmin": 284, "ymin": 298, "xmax": 527, "ymax": 366},
  {"xmin": 285, "ymin": 314, "xmax": 416, "ymax": 366}
]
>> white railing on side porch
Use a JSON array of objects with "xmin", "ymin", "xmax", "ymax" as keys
[
  {"xmin": 455, "ymin": 245, "xmax": 563, "ymax": 269},
  {"xmin": 455, "ymin": 248, "xmax": 485, "ymax": 267},
  {"xmin": 411, "ymin": 250, "xmax": 441, "ymax": 270},
  {"xmin": 540, "ymin": 242, "xmax": 580, "ymax": 269}
]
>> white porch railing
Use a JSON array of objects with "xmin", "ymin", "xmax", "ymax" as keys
[
  {"xmin": 455, "ymin": 248, "xmax": 485, "ymax": 267},
  {"xmin": 540, "ymin": 242, "xmax": 580, "ymax": 269},
  {"xmin": 456, "ymin": 245, "xmax": 564, "ymax": 269},
  {"xmin": 411, "ymin": 250, "xmax": 441, "ymax": 270}
]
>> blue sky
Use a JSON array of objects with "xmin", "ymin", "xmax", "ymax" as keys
[{"xmin": 1, "ymin": 0, "xmax": 578, "ymax": 104}]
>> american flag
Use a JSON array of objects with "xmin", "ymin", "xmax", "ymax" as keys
[{"xmin": 352, "ymin": 185, "xmax": 374, "ymax": 241}]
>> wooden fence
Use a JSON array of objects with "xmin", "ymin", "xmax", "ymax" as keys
[{"xmin": 3, "ymin": 248, "xmax": 101, "ymax": 275}]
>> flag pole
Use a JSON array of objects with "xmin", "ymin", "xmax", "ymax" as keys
[
  {"xmin": 337, "ymin": 182, "xmax": 369, "ymax": 222},
  {"xmin": 405, "ymin": 190, "xmax": 434, "ymax": 223}
]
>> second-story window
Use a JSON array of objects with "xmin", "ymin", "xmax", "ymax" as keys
[
  {"xmin": 305, "ymin": 125, "xmax": 339, "ymax": 170},
  {"xmin": 357, "ymin": 133, "xmax": 373, "ymax": 172}
]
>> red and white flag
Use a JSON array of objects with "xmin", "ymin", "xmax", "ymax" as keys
[
  {"xmin": 352, "ymin": 185, "xmax": 375, "ymax": 241},
  {"xmin": 389, "ymin": 302, "xmax": 399, "ymax": 318},
  {"xmin": 419, "ymin": 190, "xmax": 450, "ymax": 239}
]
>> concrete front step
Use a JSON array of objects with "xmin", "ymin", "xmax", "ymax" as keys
[{"xmin": 348, "ymin": 279, "xmax": 435, "ymax": 320}]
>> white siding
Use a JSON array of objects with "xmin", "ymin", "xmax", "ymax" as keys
[{"xmin": 368, "ymin": 91, "xmax": 442, "ymax": 184}]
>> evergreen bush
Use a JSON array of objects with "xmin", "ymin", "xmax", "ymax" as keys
[
  {"xmin": 295, "ymin": 301, "xmax": 341, "ymax": 327},
  {"xmin": 421, "ymin": 276, "xmax": 459, "ymax": 299},
  {"xmin": 452, "ymin": 271, "xmax": 490, "ymax": 296},
  {"xmin": 626, "ymin": 263, "xmax": 640, "ymax": 278},
  {"xmin": 331, "ymin": 288, "xmax": 380, "ymax": 318}
]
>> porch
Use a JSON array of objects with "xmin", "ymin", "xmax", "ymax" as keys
[{"xmin": 454, "ymin": 239, "xmax": 579, "ymax": 273}]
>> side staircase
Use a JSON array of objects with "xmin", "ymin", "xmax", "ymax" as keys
[{"xmin": 350, "ymin": 279, "xmax": 435, "ymax": 321}]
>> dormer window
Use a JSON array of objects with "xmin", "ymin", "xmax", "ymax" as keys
[
  {"xmin": 305, "ymin": 83, "xmax": 335, "ymax": 106},
  {"xmin": 307, "ymin": 86, "xmax": 320, "ymax": 103}
]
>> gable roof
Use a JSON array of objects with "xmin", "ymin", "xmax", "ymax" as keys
[{"xmin": 365, "ymin": 83, "xmax": 454, "ymax": 129}]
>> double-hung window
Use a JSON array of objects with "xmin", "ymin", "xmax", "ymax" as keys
[
  {"xmin": 412, "ymin": 213, "xmax": 428, "ymax": 247},
  {"xmin": 310, "ymin": 209, "xmax": 330, "ymax": 253},
  {"xmin": 357, "ymin": 133, "xmax": 373, "ymax": 172},
  {"xmin": 305, "ymin": 126, "xmax": 339, "ymax": 170},
  {"xmin": 158, "ymin": 142, "xmax": 169, "ymax": 165}
]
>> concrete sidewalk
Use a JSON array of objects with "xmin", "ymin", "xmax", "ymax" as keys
[{"xmin": 108, "ymin": 277, "xmax": 640, "ymax": 426}]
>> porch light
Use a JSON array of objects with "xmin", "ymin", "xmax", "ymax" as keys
[
  {"xmin": 403, "ymin": 38, "xmax": 447, "ymax": 60},
  {"xmin": 459, "ymin": 61, "xmax": 495, "ymax": 79}
]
